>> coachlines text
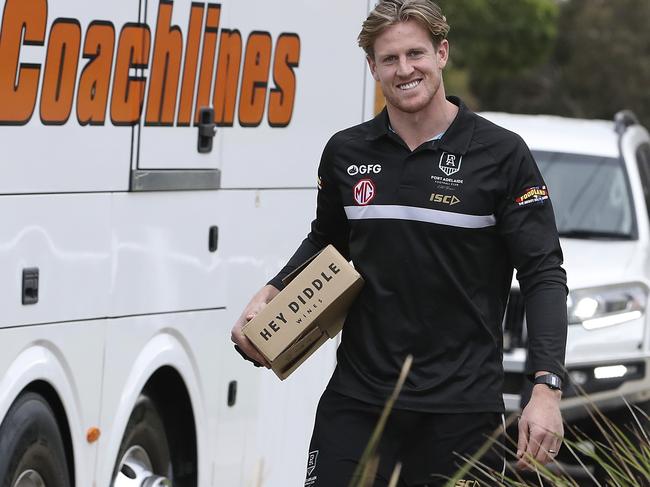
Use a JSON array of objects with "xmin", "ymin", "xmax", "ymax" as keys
[{"xmin": 0, "ymin": 0, "xmax": 301, "ymax": 127}]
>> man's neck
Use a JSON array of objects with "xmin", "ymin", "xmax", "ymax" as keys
[{"xmin": 386, "ymin": 96, "xmax": 459, "ymax": 151}]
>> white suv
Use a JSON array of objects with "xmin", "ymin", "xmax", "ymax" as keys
[{"xmin": 482, "ymin": 110, "xmax": 650, "ymax": 426}]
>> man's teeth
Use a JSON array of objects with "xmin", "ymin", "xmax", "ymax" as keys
[{"xmin": 399, "ymin": 80, "xmax": 421, "ymax": 90}]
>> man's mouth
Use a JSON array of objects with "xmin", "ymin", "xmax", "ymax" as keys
[{"xmin": 397, "ymin": 79, "xmax": 422, "ymax": 90}]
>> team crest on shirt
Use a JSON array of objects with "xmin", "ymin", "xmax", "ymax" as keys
[
  {"xmin": 439, "ymin": 152, "xmax": 463, "ymax": 176},
  {"xmin": 353, "ymin": 179, "xmax": 376, "ymax": 205}
]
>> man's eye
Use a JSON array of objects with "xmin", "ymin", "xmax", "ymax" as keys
[
  {"xmin": 382, "ymin": 56, "xmax": 396, "ymax": 63},
  {"xmin": 408, "ymin": 50, "xmax": 424, "ymax": 58}
]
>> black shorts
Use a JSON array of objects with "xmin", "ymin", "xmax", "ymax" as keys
[{"xmin": 304, "ymin": 389, "xmax": 505, "ymax": 487}]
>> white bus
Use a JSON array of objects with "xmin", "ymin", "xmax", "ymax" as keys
[{"xmin": 0, "ymin": 1, "xmax": 375, "ymax": 485}]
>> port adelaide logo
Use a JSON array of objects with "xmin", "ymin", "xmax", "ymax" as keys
[
  {"xmin": 353, "ymin": 179, "xmax": 376, "ymax": 205},
  {"xmin": 439, "ymin": 152, "xmax": 463, "ymax": 176}
]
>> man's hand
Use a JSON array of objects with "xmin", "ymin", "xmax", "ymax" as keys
[
  {"xmin": 231, "ymin": 284, "xmax": 280, "ymax": 368},
  {"xmin": 516, "ymin": 377, "xmax": 564, "ymax": 469}
]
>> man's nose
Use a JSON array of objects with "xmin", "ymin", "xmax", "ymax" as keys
[{"xmin": 396, "ymin": 56, "xmax": 414, "ymax": 77}]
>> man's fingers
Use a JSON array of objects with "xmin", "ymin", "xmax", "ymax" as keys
[
  {"xmin": 516, "ymin": 416, "xmax": 528, "ymax": 457},
  {"xmin": 525, "ymin": 425, "xmax": 545, "ymax": 463},
  {"xmin": 239, "ymin": 340, "xmax": 270, "ymax": 367},
  {"xmin": 231, "ymin": 323, "xmax": 271, "ymax": 368},
  {"xmin": 535, "ymin": 433, "xmax": 557, "ymax": 465},
  {"xmin": 515, "ymin": 416, "xmax": 529, "ymax": 468}
]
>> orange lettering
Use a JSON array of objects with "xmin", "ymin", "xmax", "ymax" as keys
[
  {"xmin": 269, "ymin": 34, "xmax": 300, "ymax": 127},
  {"xmin": 0, "ymin": 0, "xmax": 47, "ymax": 125},
  {"xmin": 40, "ymin": 19, "xmax": 81, "ymax": 125},
  {"xmin": 110, "ymin": 24, "xmax": 151, "ymax": 126},
  {"xmin": 76, "ymin": 21, "xmax": 115, "ymax": 125},
  {"xmin": 238, "ymin": 31, "xmax": 271, "ymax": 127},
  {"xmin": 268, "ymin": 33, "xmax": 300, "ymax": 127},
  {"xmin": 194, "ymin": 4, "xmax": 220, "ymax": 125},
  {"xmin": 177, "ymin": 2, "xmax": 204, "ymax": 126},
  {"xmin": 145, "ymin": 0, "xmax": 182, "ymax": 126},
  {"xmin": 213, "ymin": 29, "xmax": 241, "ymax": 127}
]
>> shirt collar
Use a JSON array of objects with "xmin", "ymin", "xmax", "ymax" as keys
[{"xmin": 365, "ymin": 96, "xmax": 476, "ymax": 155}]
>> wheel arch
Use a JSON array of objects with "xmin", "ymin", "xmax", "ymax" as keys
[
  {"xmin": 0, "ymin": 343, "xmax": 87, "ymax": 487},
  {"xmin": 103, "ymin": 331, "xmax": 206, "ymax": 487}
]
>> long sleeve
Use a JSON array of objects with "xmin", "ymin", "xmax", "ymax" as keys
[
  {"xmin": 268, "ymin": 135, "xmax": 350, "ymax": 290},
  {"xmin": 495, "ymin": 136, "xmax": 568, "ymax": 379}
]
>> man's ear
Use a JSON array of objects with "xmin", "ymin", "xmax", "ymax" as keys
[
  {"xmin": 367, "ymin": 55, "xmax": 380, "ymax": 81},
  {"xmin": 437, "ymin": 39, "xmax": 449, "ymax": 69}
]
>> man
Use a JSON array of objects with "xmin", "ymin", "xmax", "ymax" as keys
[{"xmin": 232, "ymin": 1, "xmax": 568, "ymax": 485}]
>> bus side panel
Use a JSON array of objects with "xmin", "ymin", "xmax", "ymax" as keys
[
  {"xmin": 0, "ymin": 194, "xmax": 112, "ymax": 327},
  {"xmin": 108, "ymin": 191, "xmax": 227, "ymax": 316}
]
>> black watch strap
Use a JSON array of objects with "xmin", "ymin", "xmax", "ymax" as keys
[{"xmin": 534, "ymin": 373, "xmax": 563, "ymax": 390}]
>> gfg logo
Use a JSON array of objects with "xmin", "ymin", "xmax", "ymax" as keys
[{"xmin": 347, "ymin": 164, "xmax": 382, "ymax": 176}]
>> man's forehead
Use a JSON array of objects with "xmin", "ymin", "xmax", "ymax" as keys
[{"xmin": 373, "ymin": 20, "xmax": 435, "ymax": 52}]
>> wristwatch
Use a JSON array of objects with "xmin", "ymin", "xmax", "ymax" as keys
[{"xmin": 534, "ymin": 373, "xmax": 563, "ymax": 390}]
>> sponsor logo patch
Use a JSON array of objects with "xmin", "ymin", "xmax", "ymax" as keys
[
  {"xmin": 353, "ymin": 179, "xmax": 376, "ymax": 205},
  {"xmin": 515, "ymin": 185, "xmax": 548, "ymax": 207},
  {"xmin": 306, "ymin": 450, "xmax": 319, "ymax": 476},
  {"xmin": 347, "ymin": 163, "xmax": 382, "ymax": 176},
  {"xmin": 439, "ymin": 152, "xmax": 463, "ymax": 176},
  {"xmin": 430, "ymin": 193, "xmax": 460, "ymax": 206},
  {"xmin": 304, "ymin": 450, "xmax": 319, "ymax": 486}
]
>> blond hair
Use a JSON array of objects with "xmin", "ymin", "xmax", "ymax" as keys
[{"xmin": 358, "ymin": 0, "xmax": 450, "ymax": 58}]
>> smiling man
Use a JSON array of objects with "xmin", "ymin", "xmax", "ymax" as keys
[{"xmin": 231, "ymin": 1, "xmax": 568, "ymax": 485}]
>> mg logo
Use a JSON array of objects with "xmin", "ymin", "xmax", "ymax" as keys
[
  {"xmin": 439, "ymin": 152, "xmax": 463, "ymax": 176},
  {"xmin": 353, "ymin": 179, "xmax": 376, "ymax": 205}
]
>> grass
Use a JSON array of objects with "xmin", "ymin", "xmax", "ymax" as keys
[
  {"xmin": 350, "ymin": 360, "xmax": 650, "ymax": 487},
  {"xmin": 349, "ymin": 354, "xmax": 412, "ymax": 487}
]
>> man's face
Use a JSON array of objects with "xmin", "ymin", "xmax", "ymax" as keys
[{"xmin": 368, "ymin": 20, "xmax": 448, "ymax": 114}]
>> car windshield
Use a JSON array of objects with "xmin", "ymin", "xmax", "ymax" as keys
[{"xmin": 534, "ymin": 151, "xmax": 636, "ymax": 239}]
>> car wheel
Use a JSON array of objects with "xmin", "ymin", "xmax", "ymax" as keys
[
  {"xmin": 112, "ymin": 394, "xmax": 173, "ymax": 487},
  {"xmin": 0, "ymin": 392, "xmax": 71, "ymax": 487}
]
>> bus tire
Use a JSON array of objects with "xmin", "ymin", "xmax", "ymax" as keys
[
  {"xmin": 0, "ymin": 391, "xmax": 71, "ymax": 487},
  {"xmin": 112, "ymin": 394, "xmax": 172, "ymax": 486}
]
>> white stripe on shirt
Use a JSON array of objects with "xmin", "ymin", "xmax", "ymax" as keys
[{"xmin": 344, "ymin": 204, "xmax": 496, "ymax": 229}]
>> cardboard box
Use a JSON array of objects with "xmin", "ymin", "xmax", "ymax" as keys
[{"xmin": 243, "ymin": 245, "xmax": 364, "ymax": 379}]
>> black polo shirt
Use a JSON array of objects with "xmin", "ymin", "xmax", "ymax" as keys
[{"xmin": 269, "ymin": 97, "xmax": 567, "ymax": 413}]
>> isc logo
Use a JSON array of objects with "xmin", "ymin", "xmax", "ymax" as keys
[
  {"xmin": 430, "ymin": 193, "xmax": 460, "ymax": 205},
  {"xmin": 353, "ymin": 179, "xmax": 376, "ymax": 205}
]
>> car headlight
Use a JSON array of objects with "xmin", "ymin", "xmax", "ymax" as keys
[{"xmin": 567, "ymin": 282, "xmax": 648, "ymax": 330}]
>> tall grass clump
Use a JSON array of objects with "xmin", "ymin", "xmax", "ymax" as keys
[
  {"xmin": 349, "ymin": 354, "xmax": 412, "ymax": 487},
  {"xmin": 351, "ymin": 357, "xmax": 649, "ymax": 487}
]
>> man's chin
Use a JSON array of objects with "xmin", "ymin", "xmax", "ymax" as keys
[{"xmin": 387, "ymin": 97, "xmax": 430, "ymax": 114}]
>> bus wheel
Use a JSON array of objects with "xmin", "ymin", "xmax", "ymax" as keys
[
  {"xmin": 112, "ymin": 395, "xmax": 172, "ymax": 487},
  {"xmin": 0, "ymin": 392, "xmax": 71, "ymax": 487}
]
